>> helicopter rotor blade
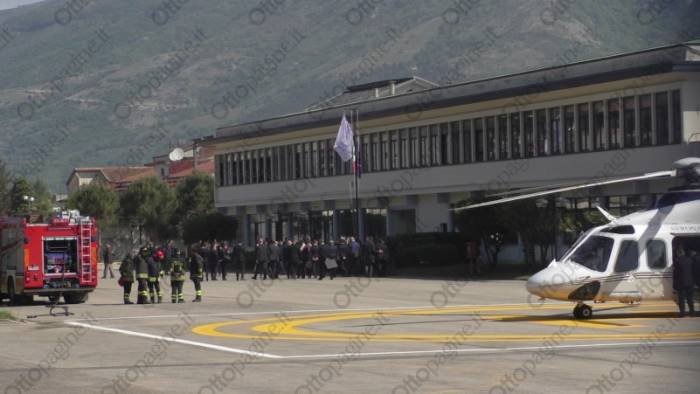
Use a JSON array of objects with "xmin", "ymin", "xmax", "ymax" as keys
[{"xmin": 452, "ymin": 170, "xmax": 675, "ymax": 212}]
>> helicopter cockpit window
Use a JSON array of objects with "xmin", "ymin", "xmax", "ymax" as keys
[
  {"xmin": 614, "ymin": 240, "xmax": 639, "ymax": 273},
  {"xmin": 569, "ymin": 235, "xmax": 614, "ymax": 272},
  {"xmin": 646, "ymin": 240, "xmax": 667, "ymax": 269}
]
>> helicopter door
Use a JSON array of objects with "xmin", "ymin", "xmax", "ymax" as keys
[{"xmin": 610, "ymin": 240, "xmax": 642, "ymax": 302}]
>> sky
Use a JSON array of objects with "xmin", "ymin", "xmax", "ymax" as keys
[{"xmin": 0, "ymin": 0, "xmax": 47, "ymax": 11}]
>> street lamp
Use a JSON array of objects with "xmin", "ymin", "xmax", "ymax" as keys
[{"xmin": 23, "ymin": 195, "xmax": 35, "ymax": 212}]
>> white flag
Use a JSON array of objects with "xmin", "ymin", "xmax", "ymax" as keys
[{"xmin": 334, "ymin": 114, "xmax": 354, "ymax": 162}]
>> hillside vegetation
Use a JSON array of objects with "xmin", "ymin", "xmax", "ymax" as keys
[{"xmin": 0, "ymin": 0, "xmax": 698, "ymax": 191}]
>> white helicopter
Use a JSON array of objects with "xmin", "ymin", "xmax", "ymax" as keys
[{"xmin": 455, "ymin": 157, "xmax": 700, "ymax": 319}]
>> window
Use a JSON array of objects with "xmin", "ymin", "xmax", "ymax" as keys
[
  {"xmin": 569, "ymin": 235, "xmax": 614, "ymax": 272},
  {"xmin": 550, "ymin": 107, "xmax": 561, "ymax": 154},
  {"xmin": 266, "ymin": 149, "xmax": 272, "ymax": 182},
  {"xmin": 524, "ymin": 111, "xmax": 534, "ymax": 157},
  {"xmin": 390, "ymin": 131, "xmax": 399, "ymax": 169},
  {"xmin": 498, "ymin": 115, "xmax": 508, "ymax": 159},
  {"xmin": 564, "ymin": 105, "xmax": 574, "ymax": 153},
  {"xmin": 362, "ymin": 135, "xmax": 370, "ymax": 173},
  {"xmin": 639, "ymin": 95, "xmax": 651, "ymax": 146},
  {"xmin": 474, "ymin": 118, "xmax": 484, "ymax": 162},
  {"xmin": 319, "ymin": 141, "xmax": 326, "ymax": 177},
  {"xmin": 410, "ymin": 127, "xmax": 419, "ymax": 167},
  {"xmin": 440, "ymin": 123, "xmax": 449, "ymax": 165},
  {"xmin": 510, "ymin": 113, "xmax": 521, "ymax": 158},
  {"xmin": 382, "ymin": 132, "xmax": 390, "ymax": 170},
  {"xmin": 671, "ymin": 90, "xmax": 681, "ymax": 143},
  {"xmin": 372, "ymin": 133, "xmax": 380, "ymax": 171},
  {"xmin": 420, "ymin": 126, "xmax": 429, "ymax": 166},
  {"xmin": 294, "ymin": 145, "xmax": 301, "ymax": 179},
  {"xmin": 217, "ymin": 156, "xmax": 225, "ymax": 187},
  {"xmin": 232, "ymin": 154, "xmax": 238, "ymax": 185},
  {"xmin": 536, "ymin": 109, "xmax": 547, "ymax": 155},
  {"xmin": 615, "ymin": 240, "xmax": 639, "ymax": 273},
  {"xmin": 462, "ymin": 119, "xmax": 472, "ymax": 162},
  {"xmin": 400, "ymin": 129, "xmax": 410, "ymax": 168},
  {"xmin": 578, "ymin": 103, "xmax": 590, "ymax": 152},
  {"xmin": 655, "ymin": 92, "xmax": 669, "ymax": 145},
  {"xmin": 623, "ymin": 96, "xmax": 635, "ymax": 147},
  {"xmin": 258, "ymin": 150, "xmax": 265, "ymax": 183},
  {"xmin": 608, "ymin": 99, "xmax": 621, "ymax": 149},
  {"xmin": 485, "ymin": 117, "xmax": 495, "ymax": 160},
  {"xmin": 450, "ymin": 122, "xmax": 460, "ymax": 164},
  {"xmin": 327, "ymin": 139, "xmax": 335, "ymax": 176},
  {"xmin": 430, "ymin": 124, "xmax": 440, "ymax": 165},
  {"xmin": 646, "ymin": 240, "xmax": 667, "ymax": 269},
  {"xmin": 593, "ymin": 101, "xmax": 604, "ymax": 150}
]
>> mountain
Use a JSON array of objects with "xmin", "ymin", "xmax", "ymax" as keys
[{"xmin": 1, "ymin": 0, "xmax": 699, "ymax": 191}]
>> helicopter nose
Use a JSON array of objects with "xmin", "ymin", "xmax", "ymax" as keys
[{"xmin": 526, "ymin": 272, "xmax": 545, "ymax": 298}]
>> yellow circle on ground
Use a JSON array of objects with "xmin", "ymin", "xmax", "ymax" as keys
[{"xmin": 192, "ymin": 304, "xmax": 700, "ymax": 343}]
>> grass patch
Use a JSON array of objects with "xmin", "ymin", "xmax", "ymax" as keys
[{"xmin": 0, "ymin": 310, "xmax": 15, "ymax": 321}]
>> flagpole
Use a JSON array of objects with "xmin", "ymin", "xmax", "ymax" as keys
[{"xmin": 354, "ymin": 109, "xmax": 361, "ymax": 242}]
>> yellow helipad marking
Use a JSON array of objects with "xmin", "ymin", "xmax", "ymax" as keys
[{"xmin": 192, "ymin": 303, "xmax": 700, "ymax": 343}]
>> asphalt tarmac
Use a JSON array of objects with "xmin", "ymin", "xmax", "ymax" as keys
[{"xmin": 1, "ymin": 272, "xmax": 699, "ymax": 393}]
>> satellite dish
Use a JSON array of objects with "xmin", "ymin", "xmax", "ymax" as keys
[{"xmin": 169, "ymin": 148, "xmax": 185, "ymax": 162}]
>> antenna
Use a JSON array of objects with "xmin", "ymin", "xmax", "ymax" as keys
[{"xmin": 169, "ymin": 148, "xmax": 185, "ymax": 162}]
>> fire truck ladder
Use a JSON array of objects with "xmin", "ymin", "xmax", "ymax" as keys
[{"xmin": 79, "ymin": 218, "xmax": 93, "ymax": 283}]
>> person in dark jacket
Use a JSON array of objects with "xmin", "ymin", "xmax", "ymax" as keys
[
  {"xmin": 219, "ymin": 243, "xmax": 229, "ymax": 281},
  {"xmin": 253, "ymin": 239, "xmax": 269, "ymax": 280},
  {"xmin": 320, "ymin": 241, "xmax": 338, "ymax": 280},
  {"xmin": 673, "ymin": 244, "xmax": 695, "ymax": 317},
  {"xmin": 189, "ymin": 246, "xmax": 204, "ymax": 302},
  {"xmin": 362, "ymin": 237, "xmax": 376, "ymax": 277},
  {"xmin": 298, "ymin": 240, "xmax": 308, "ymax": 279},
  {"xmin": 337, "ymin": 238, "xmax": 350, "ymax": 277},
  {"xmin": 119, "ymin": 252, "xmax": 135, "ymax": 304},
  {"xmin": 282, "ymin": 239, "xmax": 294, "ymax": 279},
  {"xmin": 102, "ymin": 242, "xmax": 114, "ymax": 279},
  {"xmin": 310, "ymin": 240, "xmax": 322, "ymax": 279},
  {"xmin": 233, "ymin": 242, "xmax": 245, "ymax": 281},
  {"xmin": 170, "ymin": 251, "xmax": 186, "ymax": 303},
  {"xmin": 147, "ymin": 248, "xmax": 163, "ymax": 304},
  {"xmin": 268, "ymin": 240, "xmax": 281, "ymax": 279},
  {"xmin": 208, "ymin": 242, "xmax": 219, "ymax": 281},
  {"xmin": 375, "ymin": 239, "xmax": 388, "ymax": 277}
]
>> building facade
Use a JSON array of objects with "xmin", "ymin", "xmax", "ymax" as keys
[{"xmin": 200, "ymin": 43, "xmax": 700, "ymax": 245}]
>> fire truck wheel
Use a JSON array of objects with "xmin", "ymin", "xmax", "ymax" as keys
[
  {"xmin": 64, "ymin": 292, "xmax": 89, "ymax": 304},
  {"xmin": 6, "ymin": 280, "xmax": 30, "ymax": 305}
]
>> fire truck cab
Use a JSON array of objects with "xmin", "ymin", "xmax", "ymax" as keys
[{"xmin": 0, "ymin": 210, "xmax": 98, "ymax": 304}]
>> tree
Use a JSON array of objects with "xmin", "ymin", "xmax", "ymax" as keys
[
  {"xmin": 0, "ymin": 160, "xmax": 11, "ymax": 214},
  {"xmin": 30, "ymin": 179, "xmax": 53, "ymax": 218},
  {"xmin": 118, "ymin": 177, "xmax": 176, "ymax": 243},
  {"xmin": 174, "ymin": 173, "xmax": 214, "ymax": 220},
  {"xmin": 9, "ymin": 178, "xmax": 33, "ymax": 214},
  {"xmin": 66, "ymin": 184, "xmax": 119, "ymax": 226},
  {"xmin": 454, "ymin": 202, "xmax": 508, "ymax": 268}
]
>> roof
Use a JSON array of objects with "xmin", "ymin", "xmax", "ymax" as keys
[
  {"xmin": 201, "ymin": 42, "xmax": 700, "ymax": 146},
  {"xmin": 305, "ymin": 77, "xmax": 438, "ymax": 111},
  {"xmin": 67, "ymin": 166, "xmax": 154, "ymax": 186}
]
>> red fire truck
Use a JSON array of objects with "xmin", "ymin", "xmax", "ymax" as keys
[{"xmin": 0, "ymin": 210, "xmax": 98, "ymax": 304}]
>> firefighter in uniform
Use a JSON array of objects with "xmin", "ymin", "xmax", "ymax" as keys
[
  {"xmin": 135, "ymin": 247, "xmax": 151, "ymax": 304},
  {"xmin": 170, "ymin": 251, "xmax": 186, "ymax": 303},
  {"xmin": 119, "ymin": 252, "xmax": 135, "ymax": 304},
  {"xmin": 147, "ymin": 248, "xmax": 163, "ymax": 303},
  {"xmin": 189, "ymin": 246, "xmax": 204, "ymax": 302}
]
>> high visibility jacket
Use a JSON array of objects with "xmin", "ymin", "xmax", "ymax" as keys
[
  {"xmin": 170, "ymin": 259, "xmax": 186, "ymax": 282},
  {"xmin": 189, "ymin": 253, "xmax": 204, "ymax": 280},
  {"xmin": 119, "ymin": 257, "xmax": 135, "ymax": 282},
  {"xmin": 135, "ymin": 256, "xmax": 149, "ymax": 279},
  {"xmin": 147, "ymin": 257, "xmax": 159, "ymax": 279}
]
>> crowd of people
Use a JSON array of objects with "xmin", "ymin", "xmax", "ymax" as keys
[
  {"xmin": 113, "ymin": 236, "xmax": 391, "ymax": 304},
  {"xmin": 191, "ymin": 236, "xmax": 390, "ymax": 281}
]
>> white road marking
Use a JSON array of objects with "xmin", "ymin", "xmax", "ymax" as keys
[
  {"xmin": 66, "ymin": 321, "xmax": 282, "ymax": 359},
  {"xmin": 280, "ymin": 340, "xmax": 700, "ymax": 359},
  {"xmin": 67, "ymin": 302, "xmax": 573, "ymax": 322}
]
